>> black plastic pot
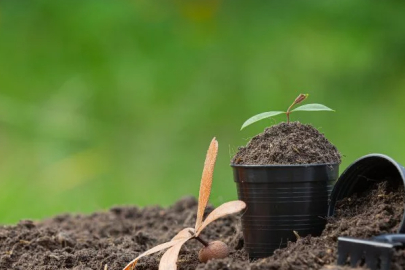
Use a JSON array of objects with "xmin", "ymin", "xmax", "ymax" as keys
[
  {"xmin": 328, "ymin": 154, "xmax": 405, "ymax": 233},
  {"xmin": 232, "ymin": 163, "xmax": 339, "ymax": 259}
]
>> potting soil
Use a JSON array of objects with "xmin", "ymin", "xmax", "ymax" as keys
[
  {"xmin": 232, "ymin": 121, "xmax": 341, "ymax": 165},
  {"xmin": 0, "ymin": 181, "xmax": 403, "ymax": 270}
]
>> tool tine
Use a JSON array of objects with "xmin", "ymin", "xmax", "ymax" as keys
[
  {"xmin": 337, "ymin": 237, "xmax": 352, "ymax": 266},
  {"xmin": 378, "ymin": 249, "xmax": 393, "ymax": 270},
  {"xmin": 337, "ymin": 251, "xmax": 348, "ymax": 266},
  {"xmin": 349, "ymin": 249, "xmax": 363, "ymax": 268},
  {"xmin": 364, "ymin": 249, "xmax": 378, "ymax": 270}
]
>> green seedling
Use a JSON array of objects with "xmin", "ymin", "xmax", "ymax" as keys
[
  {"xmin": 241, "ymin": 93, "xmax": 334, "ymax": 130},
  {"xmin": 123, "ymin": 138, "xmax": 246, "ymax": 270}
]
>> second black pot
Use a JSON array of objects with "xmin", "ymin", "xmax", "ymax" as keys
[
  {"xmin": 232, "ymin": 163, "xmax": 339, "ymax": 259},
  {"xmin": 328, "ymin": 154, "xmax": 405, "ymax": 232}
]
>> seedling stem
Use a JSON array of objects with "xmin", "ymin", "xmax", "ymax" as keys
[
  {"xmin": 286, "ymin": 94, "xmax": 308, "ymax": 124},
  {"xmin": 189, "ymin": 230, "xmax": 209, "ymax": 247}
]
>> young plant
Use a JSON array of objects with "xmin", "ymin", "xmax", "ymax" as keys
[
  {"xmin": 240, "ymin": 93, "xmax": 334, "ymax": 130},
  {"xmin": 123, "ymin": 138, "xmax": 246, "ymax": 270}
]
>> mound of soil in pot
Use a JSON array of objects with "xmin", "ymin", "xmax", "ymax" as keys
[
  {"xmin": 232, "ymin": 122, "xmax": 341, "ymax": 165},
  {"xmin": 0, "ymin": 181, "xmax": 403, "ymax": 270}
]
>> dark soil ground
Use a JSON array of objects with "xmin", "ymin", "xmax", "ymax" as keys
[
  {"xmin": 232, "ymin": 122, "xmax": 341, "ymax": 165},
  {"xmin": 0, "ymin": 181, "xmax": 403, "ymax": 270}
]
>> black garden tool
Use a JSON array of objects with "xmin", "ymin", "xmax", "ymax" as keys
[{"xmin": 337, "ymin": 234, "xmax": 405, "ymax": 270}]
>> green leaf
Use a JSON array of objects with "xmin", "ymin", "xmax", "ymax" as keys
[
  {"xmin": 291, "ymin": 103, "xmax": 335, "ymax": 112},
  {"xmin": 241, "ymin": 111, "xmax": 285, "ymax": 130}
]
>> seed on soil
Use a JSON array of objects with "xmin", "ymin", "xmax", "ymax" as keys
[
  {"xmin": 198, "ymin": 241, "xmax": 230, "ymax": 263},
  {"xmin": 198, "ymin": 241, "xmax": 229, "ymax": 263}
]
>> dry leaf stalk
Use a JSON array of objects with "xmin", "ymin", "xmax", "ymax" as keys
[
  {"xmin": 123, "ymin": 138, "xmax": 246, "ymax": 270},
  {"xmin": 195, "ymin": 138, "xmax": 218, "ymax": 232}
]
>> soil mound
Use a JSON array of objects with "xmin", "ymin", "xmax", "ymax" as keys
[
  {"xmin": 0, "ymin": 197, "xmax": 246, "ymax": 270},
  {"xmin": 0, "ymin": 181, "xmax": 404, "ymax": 270},
  {"xmin": 232, "ymin": 122, "xmax": 341, "ymax": 165}
]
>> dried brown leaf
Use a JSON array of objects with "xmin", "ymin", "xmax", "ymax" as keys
[
  {"xmin": 123, "ymin": 228, "xmax": 193, "ymax": 270},
  {"xmin": 159, "ymin": 237, "xmax": 191, "ymax": 270},
  {"xmin": 196, "ymin": 200, "xmax": 246, "ymax": 236},
  {"xmin": 172, "ymin": 227, "xmax": 194, "ymax": 240},
  {"xmin": 194, "ymin": 137, "xmax": 218, "ymax": 232}
]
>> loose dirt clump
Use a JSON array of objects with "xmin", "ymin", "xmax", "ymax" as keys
[
  {"xmin": 232, "ymin": 122, "xmax": 341, "ymax": 165},
  {"xmin": 0, "ymin": 181, "xmax": 404, "ymax": 270}
]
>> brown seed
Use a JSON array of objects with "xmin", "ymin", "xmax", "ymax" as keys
[{"xmin": 198, "ymin": 241, "xmax": 230, "ymax": 263}]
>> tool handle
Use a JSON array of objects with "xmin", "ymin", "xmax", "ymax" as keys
[{"xmin": 373, "ymin": 234, "xmax": 405, "ymax": 244}]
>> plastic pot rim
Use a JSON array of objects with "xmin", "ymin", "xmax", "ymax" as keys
[{"xmin": 230, "ymin": 162, "xmax": 340, "ymax": 168}]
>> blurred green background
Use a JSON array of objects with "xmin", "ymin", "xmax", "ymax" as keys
[{"xmin": 1, "ymin": 0, "xmax": 405, "ymax": 224}]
